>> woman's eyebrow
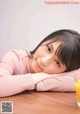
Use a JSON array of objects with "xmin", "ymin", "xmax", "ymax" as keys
[
  {"xmin": 50, "ymin": 43, "xmax": 63, "ymax": 67},
  {"xmin": 50, "ymin": 43, "xmax": 54, "ymax": 51}
]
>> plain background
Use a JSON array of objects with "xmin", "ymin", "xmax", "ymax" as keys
[{"xmin": 0, "ymin": 0, "xmax": 80, "ymax": 57}]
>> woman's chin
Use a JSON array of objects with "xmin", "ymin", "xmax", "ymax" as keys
[
  {"xmin": 32, "ymin": 68, "xmax": 42, "ymax": 73},
  {"xmin": 31, "ymin": 60, "xmax": 43, "ymax": 73}
]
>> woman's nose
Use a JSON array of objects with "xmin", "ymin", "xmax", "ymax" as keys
[{"xmin": 40, "ymin": 55, "xmax": 53, "ymax": 66}]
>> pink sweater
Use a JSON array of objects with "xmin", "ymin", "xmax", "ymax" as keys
[{"xmin": 0, "ymin": 49, "xmax": 80, "ymax": 97}]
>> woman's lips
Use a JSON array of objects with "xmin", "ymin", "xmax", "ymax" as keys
[{"xmin": 31, "ymin": 58, "xmax": 44, "ymax": 72}]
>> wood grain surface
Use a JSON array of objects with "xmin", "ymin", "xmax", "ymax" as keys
[{"xmin": 0, "ymin": 91, "xmax": 80, "ymax": 114}]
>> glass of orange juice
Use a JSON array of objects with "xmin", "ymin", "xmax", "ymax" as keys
[{"xmin": 75, "ymin": 80, "xmax": 80, "ymax": 107}]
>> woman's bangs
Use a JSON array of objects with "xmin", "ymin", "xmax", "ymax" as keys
[
  {"xmin": 55, "ymin": 43, "xmax": 65, "ymax": 64},
  {"xmin": 55, "ymin": 42, "xmax": 73, "ymax": 71}
]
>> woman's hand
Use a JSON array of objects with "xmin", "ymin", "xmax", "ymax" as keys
[
  {"xmin": 32, "ymin": 72, "xmax": 56, "ymax": 85},
  {"xmin": 32, "ymin": 71, "xmax": 74, "ymax": 85}
]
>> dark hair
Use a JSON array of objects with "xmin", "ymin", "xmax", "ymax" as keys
[{"xmin": 30, "ymin": 29, "xmax": 80, "ymax": 72}]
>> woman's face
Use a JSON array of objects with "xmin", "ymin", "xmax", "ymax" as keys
[{"xmin": 30, "ymin": 41, "xmax": 66, "ymax": 74}]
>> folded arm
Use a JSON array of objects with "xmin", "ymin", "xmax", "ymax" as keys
[
  {"xmin": 36, "ymin": 70, "xmax": 80, "ymax": 92},
  {"xmin": 0, "ymin": 50, "xmax": 58, "ymax": 97}
]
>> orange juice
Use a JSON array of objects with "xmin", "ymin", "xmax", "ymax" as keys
[{"xmin": 75, "ymin": 80, "xmax": 80, "ymax": 107}]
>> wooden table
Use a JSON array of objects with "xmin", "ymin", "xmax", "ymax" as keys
[{"xmin": 0, "ymin": 91, "xmax": 80, "ymax": 114}]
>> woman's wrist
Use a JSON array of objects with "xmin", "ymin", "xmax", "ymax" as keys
[{"xmin": 31, "ymin": 73, "xmax": 54, "ymax": 85}]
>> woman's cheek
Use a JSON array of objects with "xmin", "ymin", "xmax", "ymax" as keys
[{"xmin": 43, "ymin": 67, "xmax": 57, "ymax": 74}]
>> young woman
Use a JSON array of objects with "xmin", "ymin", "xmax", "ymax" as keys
[{"xmin": 0, "ymin": 29, "xmax": 80, "ymax": 97}]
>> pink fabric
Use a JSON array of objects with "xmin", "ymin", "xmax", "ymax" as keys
[
  {"xmin": 0, "ymin": 49, "xmax": 80, "ymax": 97},
  {"xmin": 0, "ymin": 50, "xmax": 35, "ymax": 97}
]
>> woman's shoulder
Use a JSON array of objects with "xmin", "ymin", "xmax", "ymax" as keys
[
  {"xmin": 5, "ymin": 49, "xmax": 30, "ymax": 58},
  {"xmin": 11, "ymin": 49, "xmax": 28, "ymax": 55},
  {"xmin": 1, "ymin": 49, "xmax": 30, "ymax": 62}
]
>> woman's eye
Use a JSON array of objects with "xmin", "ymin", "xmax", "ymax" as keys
[
  {"xmin": 47, "ymin": 45, "xmax": 51, "ymax": 52},
  {"xmin": 55, "ymin": 60, "xmax": 60, "ymax": 67}
]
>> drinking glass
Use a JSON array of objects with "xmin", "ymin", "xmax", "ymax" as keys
[{"xmin": 74, "ymin": 72, "xmax": 80, "ymax": 107}]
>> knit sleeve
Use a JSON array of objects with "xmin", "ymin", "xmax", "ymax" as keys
[
  {"xmin": 0, "ymin": 74, "xmax": 35, "ymax": 97},
  {"xmin": 36, "ymin": 72, "xmax": 79, "ymax": 92},
  {"xmin": 0, "ymin": 50, "xmax": 20, "ymax": 75},
  {"xmin": 0, "ymin": 50, "xmax": 35, "ymax": 97}
]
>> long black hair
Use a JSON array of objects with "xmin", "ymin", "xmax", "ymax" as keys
[{"xmin": 30, "ymin": 29, "xmax": 80, "ymax": 72}]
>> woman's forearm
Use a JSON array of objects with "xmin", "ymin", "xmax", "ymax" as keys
[
  {"xmin": 0, "ymin": 74, "xmax": 35, "ymax": 97},
  {"xmin": 32, "ymin": 72, "xmax": 57, "ymax": 85},
  {"xmin": 0, "ymin": 72, "xmax": 55, "ymax": 97},
  {"xmin": 35, "ymin": 72, "xmax": 77, "ymax": 92}
]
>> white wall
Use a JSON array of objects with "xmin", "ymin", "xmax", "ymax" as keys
[
  {"xmin": 0, "ymin": 0, "xmax": 80, "ymax": 57},
  {"xmin": 28, "ymin": 5, "xmax": 80, "ymax": 51},
  {"xmin": 0, "ymin": 0, "xmax": 44, "ymax": 57}
]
